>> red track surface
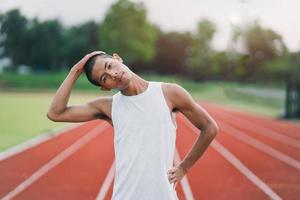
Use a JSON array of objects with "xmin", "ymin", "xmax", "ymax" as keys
[{"xmin": 1, "ymin": 103, "xmax": 299, "ymax": 200}]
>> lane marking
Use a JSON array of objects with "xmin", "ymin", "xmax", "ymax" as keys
[
  {"xmin": 0, "ymin": 123, "xmax": 83, "ymax": 161},
  {"xmin": 1, "ymin": 123, "xmax": 109, "ymax": 200},
  {"xmin": 95, "ymin": 130, "xmax": 195, "ymax": 200},
  {"xmin": 211, "ymin": 141, "xmax": 282, "ymax": 200},
  {"xmin": 94, "ymin": 146, "xmax": 194, "ymax": 200},
  {"xmin": 218, "ymin": 121, "xmax": 300, "ymax": 171},
  {"xmin": 174, "ymin": 147, "xmax": 195, "ymax": 200},
  {"xmin": 180, "ymin": 116, "xmax": 282, "ymax": 200},
  {"xmin": 207, "ymin": 105, "xmax": 300, "ymax": 149},
  {"xmin": 95, "ymin": 160, "xmax": 116, "ymax": 200},
  {"xmin": 204, "ymin": 102, "xmax": 300, "ymax": 129}
]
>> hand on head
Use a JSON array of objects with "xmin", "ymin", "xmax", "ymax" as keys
[{"xmin": 71, "ymin": 51, "xmax": 105, "ymax": 74}]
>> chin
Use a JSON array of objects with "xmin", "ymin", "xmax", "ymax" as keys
[{"xmin": 118, "ymin": 80, "xmax": 130, "ymax": 90}]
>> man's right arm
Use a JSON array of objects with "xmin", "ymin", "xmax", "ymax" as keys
[{"xmin": 47, "ymin": 51, "xmax": 107, "ymax": 123}]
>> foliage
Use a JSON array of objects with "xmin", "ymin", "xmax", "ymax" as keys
[
  {"xmin": 99, "ymin": 0, "xmax": 157, "ymax": 67},
  {"xmin": 185, "ymin": 19, "xmax": 217, "ymax": 80},
  {"xmin": 0, "ymin": 9, "xmax": 28, "ymax": 69},
  {"xmin": 0, "ymin": 7, "xmax": 298, "ymax": 83},
  {"xmin": 63, "ymin": 21, "xmax": 100, "ymax": 69},
  {"xmin": 24, "ymin": 19, "xmax": 65, "ymax": 71},
  {"xmin": 231, "ymin": 21, "xmax": 287, "ymax": 80},
  {"xmin": 151, "ymin": 32, "xmax": 193, "ymax": 75}
]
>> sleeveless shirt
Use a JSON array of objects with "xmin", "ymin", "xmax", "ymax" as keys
[{"xmin": 111, "ymin": 81, "xmax": 179, "ymax": 200}]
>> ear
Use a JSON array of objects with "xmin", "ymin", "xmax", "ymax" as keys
[{"xmin": 113, "ymin": 53, "xmax": 123, "ymax": 63}]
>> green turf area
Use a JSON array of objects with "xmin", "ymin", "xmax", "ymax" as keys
[
  {"xmin": 0, "ymin": 72, "xmax": 291, "ymax": 153},
  {"xmin": 0, "ymin": 92, "xmax": 103, "ymax": 152},
  {"xmin": 140, "ymin": 73, "xmax": 285, "ymax": 118},
  {"xmin": 0, "ymin": 71, "xmax": 101, "ymax": 92}
]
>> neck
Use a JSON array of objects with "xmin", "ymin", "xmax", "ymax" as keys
[{"xmin": 120, "ymin": 73, "xmax": 149, "ymax": 96}]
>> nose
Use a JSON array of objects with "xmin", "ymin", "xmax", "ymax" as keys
[{"xmin": 109, "ymin": 70, "xmax": 119, "ymax": 80}]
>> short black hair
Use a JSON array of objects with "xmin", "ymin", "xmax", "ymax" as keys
[{"xmin": 84, "ymin": 52, "xmax": 112, "ymax": 86}]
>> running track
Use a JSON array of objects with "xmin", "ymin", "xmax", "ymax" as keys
[{"xmin": 1, "ymin": 102, "xmax": 300, "ymax": 200}]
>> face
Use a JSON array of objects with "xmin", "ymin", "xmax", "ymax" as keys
[{"xmin": 91, "ymin": 54, "xmax": 133, "ymax": 91}]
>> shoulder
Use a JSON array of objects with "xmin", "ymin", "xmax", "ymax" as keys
[
  {"xmin": 161, "ymin": 82, "xmax": 194, "ymax": 110},
  {"xmin": 161, "ymin": 82, "xmax": 189, "ymax": 96},
  {"xmin": 87, "ymin": 96, "xmax": 112, "ymax": 115},
  {"xmin": 87, "ymin": 96, "xmax": 112, "ymax": 107}
]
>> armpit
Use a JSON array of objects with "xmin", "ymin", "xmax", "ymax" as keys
[
  {"xmin": 94, "ymin": 113, "xmax": 111, "ymax": 121},
  {"xmin": 94, "ymin": 113, "xmax": 113, "ymax": 126}
]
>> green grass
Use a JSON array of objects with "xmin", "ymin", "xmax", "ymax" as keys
[
  {"xmin": 0, "ymin": 72, "xmax": 292, "ymax": 153},
  {"xmin": 0, "ymin": 92, "xmax": 101, "ymax": 152},
  {"xmin": 0, "ymin": 71, "xmax": 102, "ymax": 92},
  {"xmin": 139, "ymin": 74, "xmax": 285, "ymax": 117}
]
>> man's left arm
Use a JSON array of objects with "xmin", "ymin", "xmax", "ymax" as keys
[{"xmin": 165, "ymin": 83, "xmax": 219, "ymax": 187}]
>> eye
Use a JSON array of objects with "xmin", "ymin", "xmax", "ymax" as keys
[{"xmin": 108, "ymin": 64, "xmax": 111, "ymax": 69}]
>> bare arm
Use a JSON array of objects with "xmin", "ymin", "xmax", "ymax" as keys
[
  {"xmin": 166, "ymin": 83, "xmax": 219, "ymax": 186},
  {"xmin": 174, "ymin": 84, "xmax": 219, "ymax": 173},
  {"xmin": 46, "ymin": 51, "xmax": 108, "ymax": 123}
]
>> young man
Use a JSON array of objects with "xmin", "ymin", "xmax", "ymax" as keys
[{"xmin": 47, "ymin": 51, "xmax": 219, "ymax": 200}]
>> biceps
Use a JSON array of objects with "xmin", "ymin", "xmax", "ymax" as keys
[
  {"xmin": 170, "ymin": 84, "xmax": 216, "ymax": 129},
  {"xmin": 52, "ymin": 104, "xmax": 100, "ymax": 122},
  {"xmin": 181, "ymin": 103, "xmax": 215, "ymax": 129}
]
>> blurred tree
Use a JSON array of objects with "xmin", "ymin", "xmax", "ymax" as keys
[
  {"xmin": 261, "ymin": 51, "xmax": 300, "ymax": 82},
  {"xmin": 99, "ymin": 0, "xmax": 157, "ymax": 69},
  {"xmin": 289, "ymin": 51, "xmax": 300, "ymax": 72},
  {"xmin": 186, "ymin": 19, "xmax": 217, "ymax": 80},
  {"xmin": 226, "ymin": 25, "xmax": 247, "ymax": 81},
  {"xmin": 63, "ymin": 21, "xmax": 100, "ymax": 69},
  {"xmin": 211, "ymin": 51, "xmax": 243, "ymax": 81},
  {"xmin": 0, "ymin": 9, "xmax": 28, "ymax": 70},
  {"xmin": 151, "ymin": 31, "xmax": 193, "ymax": 75},
  {"xmin": 231, "ymin": 21, "xmax": 287, "ymax": 80},
  {"xmin": 24, "ymin": 18, "xmax": 65, "ymax": 71}
]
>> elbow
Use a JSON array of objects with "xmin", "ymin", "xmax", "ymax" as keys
[
  {"xmin": 208, "ymin": 121, "xmax": 219, "ymax": 138},
  {"xmin": 47, "ymin": 112, "xmax": 60, "ymax": 122}
]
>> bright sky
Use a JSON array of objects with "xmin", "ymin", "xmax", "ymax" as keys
[{"xmin": 1, "ymin": 0, "xmax": 299, "ymax": 52}]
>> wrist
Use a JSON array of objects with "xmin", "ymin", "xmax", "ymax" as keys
[{"xmin": 178, "ymin": 164, "xmax": 188, "ymax": 174}]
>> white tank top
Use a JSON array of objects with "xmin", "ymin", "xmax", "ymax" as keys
[{"xmin": 111, "ymin": 81, "xmax": 179, "ymax": 200}]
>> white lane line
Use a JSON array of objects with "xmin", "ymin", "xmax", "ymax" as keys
[
  {"xmin": 2, "ymin": 123, "xmax": 109, "ymax": 200},
  {"xmin": 209, "ymin": 107, "xmax": 300, "ymax": 149},
  {"xmin": 205, "ymin": 102, "xmax": 300, "ymax": 129},
  {"xmin": 174, "ymin": 147, "xmax": 195, "ymax": 200},
  {"xmin": 181, "ymin": 116, "xmax": 282, "ymax": 200},
  {"xmin": 94, "ymin": 149, "xmax": 194, "ymax": 200},
  {"xmin": 218, "ymin": 121, "xmax": 300, "ymax": 171},
  {"xmin": 211, "ymin": 141, "xmax": 282, "ymax": 200},
  {"xmin": 95, "ymin": 160, "xmax": 116, "ymax": 200},
  {"xmin": 0, "ymin": 123, "xmax": 83, "ymax": 161}
]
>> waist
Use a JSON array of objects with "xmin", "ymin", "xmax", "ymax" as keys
[{"xmin": 112, "ymin": 166, "xmax": 178, "ymax": 200}]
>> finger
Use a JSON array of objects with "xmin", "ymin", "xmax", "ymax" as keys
[
  {"xmin": 170, "ymin": 178, "xmax": 177, "ymax": 184},
  {"xmin": 83, "ymin": 51, "xmax": 101, "ymax": 60},
  {"xmin": 90, "ymin": 51, "xmax": 105, "ymax": 56},
  {"xmin": 168, "ymin": 174, "xmax": 176, "ymax": 179},
  {"xmin": 168, "ymin": 175, "xmax": 173, "ymax": 182},
  {"xmin": 79, "ymin": 55, "xmax": 92, "ymax": 63},
  {"xmin": 169, "ymin": 176, "xmax": 177, "ymax": 183},
  {"xmin": 79, "ymin": 52, "xmax": 99, "ymax": 64},
  {"xmin": 80, "ymin": 51, "xmax": 103, "ymax": 63}
]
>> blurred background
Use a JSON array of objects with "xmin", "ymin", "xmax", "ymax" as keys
[{"xmin": 0, "ymin": 0, "xmax": 299, "ymax": 152}]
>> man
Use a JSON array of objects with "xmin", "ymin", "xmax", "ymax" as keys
[{"xmin": 47, "ymin": 51, "xmax": 219, "ymax": 200}]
